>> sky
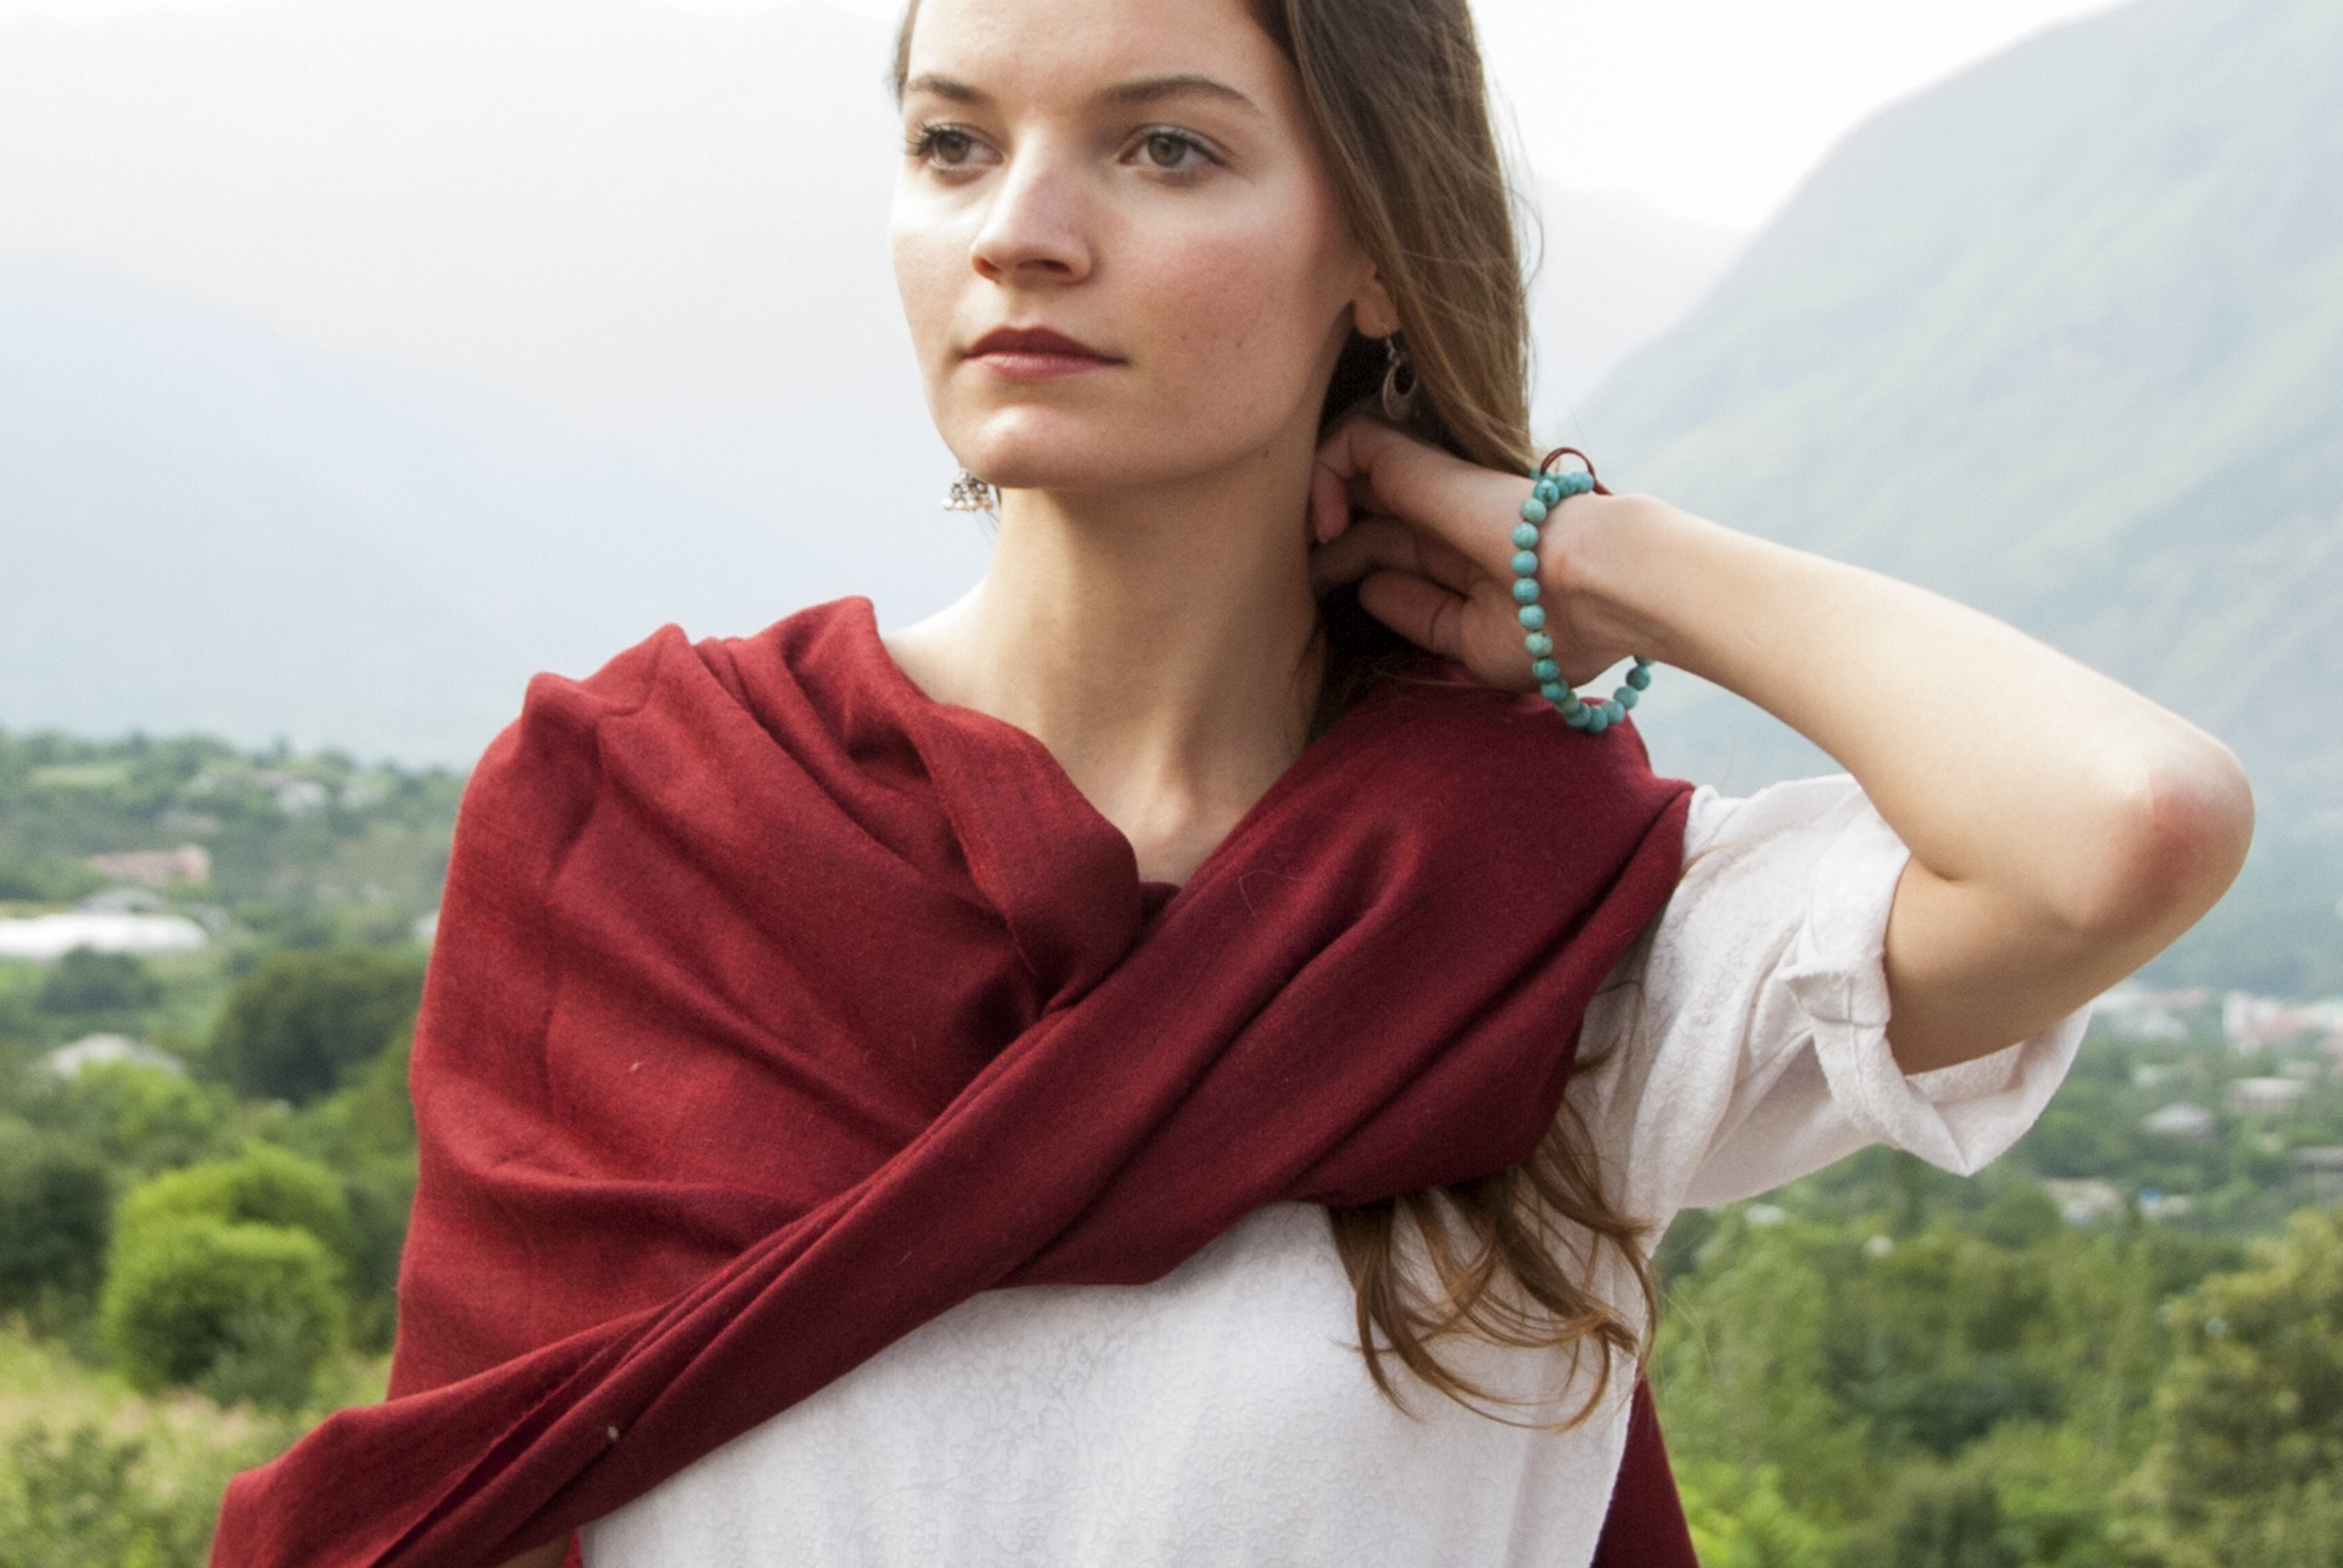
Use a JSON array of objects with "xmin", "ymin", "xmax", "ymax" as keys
[{"xmin": 0, "ymin": 0, "xmax": 2122, "ymax": 229}]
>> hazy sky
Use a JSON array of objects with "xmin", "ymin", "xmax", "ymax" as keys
[{"xmin": 0, "ymin": 0, "xmax": 2121, "ymax": 229}]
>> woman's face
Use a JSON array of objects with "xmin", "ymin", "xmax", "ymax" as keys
[{"xmin": 891, "ymin": 0, "xmax": 1393, "ymax": 497}]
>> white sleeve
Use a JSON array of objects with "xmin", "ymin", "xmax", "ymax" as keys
[{"xmin": 1564, "ymin": 775, "xmax": 2086, "ymax": 1229}]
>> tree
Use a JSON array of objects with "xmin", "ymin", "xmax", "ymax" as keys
[
  {"xmin": 98, "ymin": 1215, "xmax": 345, "ymax": 1408},
  {"xmin": 0, "ymin": 1123, "xmax": 110, "ymax": 1310},
  {"xmin": 114, "ymin": 1145, "xmax": 358, "ymax": 1279},
  {"xmin": 206, "ymin": 949, "xmax": 422, "ymax": 1105},
  {"xmin": 2140, "ymin": 1207, "xmax": 2343, "ymax": 1566},
  {"xmin": 1650, "ymin": 1216, "xmax": 1871, "ymax": 1512},
  {"xmin": 1838, "ymin": 1468, "xmax": 2018, "ymax": 1568},
  {"xmin": 1677, "ymin": 1461, "xmax": 1836, "ymax": 1568},
  {"xmin": 35, "ymin": 947, "xmax": 159, "ymax": 1016},
  {"xmin": 36, "ymin": 1060, "xmax": 231, "ymax": 1175},
  {"xmin": 0, "ymin": 1422, "xmax": 222, "ymax": 1568}
]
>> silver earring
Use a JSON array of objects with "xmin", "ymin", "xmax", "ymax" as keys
[
  {"xmin": 1380, "ymin": 334, "xmax": 1419, "ymax": 423},
  {"xmin": 943, "ymin": 468, "xmax": 998, "ymax": 513}
]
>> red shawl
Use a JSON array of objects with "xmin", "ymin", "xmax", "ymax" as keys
[{"xmin": 212, "ymin": 596, "xmax": 1698, "ymax": 1567}]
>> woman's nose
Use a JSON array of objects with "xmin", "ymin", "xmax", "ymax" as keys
[{"xmin": 969, "ymin": 145, "xmax": 1094, "ymax": 286}]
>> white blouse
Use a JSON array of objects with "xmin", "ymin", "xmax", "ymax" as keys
[{"xmin": 582, "ymin": 776, "xmax": 2086, "ymax": 1568}]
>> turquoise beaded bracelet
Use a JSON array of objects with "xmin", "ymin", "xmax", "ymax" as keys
[{"xmin": 1512, "ymin": 448, "xmax": 1654, "ymax": 734}]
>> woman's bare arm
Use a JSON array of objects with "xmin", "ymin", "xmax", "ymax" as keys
[{"xmin": 1309, "ymin": 420, "xmax": 2253, "ymax": 1074}]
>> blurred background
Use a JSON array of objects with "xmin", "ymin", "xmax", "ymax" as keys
[{"xmin": 1, "ymin": 0, "xmax": 2339, "ymax": 1563}]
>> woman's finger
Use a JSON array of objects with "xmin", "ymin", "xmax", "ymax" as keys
[
  {"xmin": 1411, "ymin": 533, "xmax": 1486, "ymax": 598},
  {"xmin": 1309, "ymin": 514, "xmax": 1421, "ymax": 593},
  {"xmin": 1310, "ymin": 456, "xmax": 1354, "ymax": 544},
  {"xmin": 1312, "ymin": 415, "xmax": 1532, "ymax": 574},
  {"xmin": 1356, "ymin": 570, "xmax": 1470, "ymax": 662}
]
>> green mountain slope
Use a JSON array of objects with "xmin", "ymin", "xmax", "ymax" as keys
[{"xmin": 1581, "ymin": 0, "xmax": 2343, "ymax": 852}]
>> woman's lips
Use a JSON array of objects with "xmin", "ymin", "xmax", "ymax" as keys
[{"xmin": 966, "ymin": 325, "xmax": 1122, "ymax": 381}]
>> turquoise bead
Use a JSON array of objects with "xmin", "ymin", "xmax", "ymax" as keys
[{"xmin": 1504, "ymin": 470, "xmax": 1655, "ymax": 731}]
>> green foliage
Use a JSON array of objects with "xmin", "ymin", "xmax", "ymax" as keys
[
  {"xmin": 116, "ymin": 1145, "xmax": 357, "ymax": 1278},
  {"xmin": 337, "ymin": 1027, "xmax": 417, "ymax": 1163},
  {"xmin": 30, "ymin": 1064, "xmax": 232, "ymax": 1177},
  {"xmin": 1658, "ymin": 1132, "xmax": 2340, "ymax": 1566},
  {"xmin": 1680, "ymin": 1462, "xmax": 1837, "ymax": 1568},
  {"xmin": 0, "ymin": 1422, "xmax": 221, "ymax": 1568},
  {"xmin": 36, "ymin": 950, "xmax": 160, "ymax": 1018},
  {"xmin": 2140, "ymin": 1207, "xmax": 2343, "ymax": 1563},
  {"xmin": 252, "ymin": 1031, "xmax": 421, "ymax": 1350},
  {"xmin": 1653, "ymin": 1215, "xmax": 1869, "ymax": 1513},
  {"xmin": 0, "ymin": 1123, "xmax": 110, "ymax": 1310},
  {"xmin": 99, "ymin": 1216, "xmax": 344, "ymax": 1407},
  {"xmin": 1823, "ymin": 1229, "xmax": 2067, "ymax": 1457},
  {"xmin": 1839, "ymin": 1466, "xmax": 2018, "ymax": 1568},
  {"xmin": 0, "ymin": 855, "xmax": 102, "ymax": 905},
  {"xmin": 0, "ymin": 731, "xmax": 461, "ymax": 916},
  {"xmin": 206, "ymin": 950, "xmax": 422, "ymax": 1106},
  {"xmin": 0, "ymin": 731, "xmax": 459, "ymax": 1539}
]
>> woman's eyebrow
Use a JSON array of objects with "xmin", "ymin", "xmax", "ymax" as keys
[
  {"xmin": 900, "ymin": 71, "xmax": 1262, "ymax": 116},
  {"xmin": 903, "ymin": 73, "xmax": 985, "ymax": 105},
  {"xmin": 1099, "ymin": 74, "xmax": 1261, "ymax": 114}
]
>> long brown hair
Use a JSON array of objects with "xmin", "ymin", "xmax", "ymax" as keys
[{"xmin": 891, "ymin": 0, "xmax": 1652, "ymax": 1427}]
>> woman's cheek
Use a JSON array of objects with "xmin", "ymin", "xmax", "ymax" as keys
[
  {"xmin": 890, "ymin": 211, "xmax": 968, "ymax": 382},
  {"xmin": 1143, "ymin": 247, "xmax": 1330, "ymax": 425}
]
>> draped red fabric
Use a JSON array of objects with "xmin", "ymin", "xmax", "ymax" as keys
[{"xmin": 210, "ymin": 596, "xmax": 1698, "ymax": 1567}]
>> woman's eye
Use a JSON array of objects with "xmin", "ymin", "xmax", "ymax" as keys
[
  {"xmin": 1136, "ymin": 130, "xmax": 1210, "ymax": 172},
  {"xmin": 910, "ymin": 126, "xmax": 983, "ymax": 169}
]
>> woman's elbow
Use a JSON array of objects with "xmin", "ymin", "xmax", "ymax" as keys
[{"xmin": 2062, "ymin": 734, "xmax": 2254, "ymax": 946}]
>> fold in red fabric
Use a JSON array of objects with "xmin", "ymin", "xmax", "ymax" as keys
[{"xmin": 211, "ymin": 596, "xmax": 1699, "ymax": 1567}]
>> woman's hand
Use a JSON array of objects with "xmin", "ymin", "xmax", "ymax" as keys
[
  {"xmin": 1308, "ymin": 416, "xmax": 1647, "ymax": 688},
  {"xmin": 1308, "ymin": 415, "xmax": 2253, "ymax": 1076}
]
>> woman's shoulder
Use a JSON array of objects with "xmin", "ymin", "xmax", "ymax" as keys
[
  {"xmin": 1636, "ymin": 772, "xmax": 1906, "ymax": 997},
  {"xmin": 1585, "ymin": 771, "xmax": 1902, "ymax": 1054},
  {"xmin": 483, "ymin": 597, "xmax": 880, "ymax": 768},
  {"xmin": 1680, "ymin": 773, "xmax": 1881, "ymax": 864}
]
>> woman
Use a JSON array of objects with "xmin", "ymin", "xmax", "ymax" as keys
[{"xmin": 214, "ymin": 0, "xmax": 2251, "ymax": 1563}]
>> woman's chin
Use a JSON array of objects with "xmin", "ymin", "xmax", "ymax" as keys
[{"xmin": 949, "ymin": 440, "xmax": 1186, "ymax": 497}]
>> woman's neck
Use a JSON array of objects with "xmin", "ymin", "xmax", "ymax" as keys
[{"xmin": 885, "ymin": 446, "xmax": 1324, "ymax": 884}]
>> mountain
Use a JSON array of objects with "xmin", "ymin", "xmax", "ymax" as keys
[
  {"xmin": 0, "ymin": 259, "xmax": 919, "ymax": 762},
  {"xmin": 1530, "ymin": 188, "xmax": 1745, "ymax": 428},
  {"xmin": 1579, "ymin": 0, "xmax": 2343, "ymax": 863}
]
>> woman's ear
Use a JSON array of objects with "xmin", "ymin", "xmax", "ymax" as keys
[{"xmin": 1352, "ymin": 269, "xmax": 1400, "ymax": 341}]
